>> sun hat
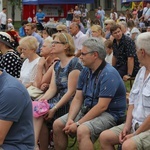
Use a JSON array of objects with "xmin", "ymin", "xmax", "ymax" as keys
[
  {"xmin": 0, "ymin": 32, "xmax": 13, "ymax": 48},
  {"xmin": 32, "ymin": 100, "xmax": 50, "ymax": 118},
  {"xmin": 56, "ymin": 24, "xmax": 67, "ymax": 32}
]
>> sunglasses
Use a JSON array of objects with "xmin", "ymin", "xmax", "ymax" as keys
[
  {"xmin": 57, "ymin": 30, "xmax": 62, "ymax": 32},
  {"xmin": 105, "ymin": 23, "xmax": 108, "ymax": 26}
]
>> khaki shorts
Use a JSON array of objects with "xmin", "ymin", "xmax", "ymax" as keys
[
  {"xmin": 110, "ymin": 124, "xmax": 150, "ymax": 150},
  {"xmin": 60, "ymin": 111, "xmax": 116, "ymax": 142}
]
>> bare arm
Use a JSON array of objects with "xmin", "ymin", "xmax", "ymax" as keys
[
  {"xmin": 40, "ymin": 63, "xmax": 55, "ymax": 88},
  {"xmin": 67, "ymin": 90, "xmax": 84, "ymax": 121},
  {"xmin": 33, "ymin": 57, "xmax": 46, "ymax": 88},
  {"xmin": 135, "ymin": 115, "xmax": 150, "ymax": 135},
  {"xmin": 39, "ymin": 69, "xmax": 57, "ymax": 100},
  {"xmin": 127, "ymin": 57, "xmax": 134, "ymax": 75},
  {"xmin": 124, "ymin": 104, "xmax": 134, "ymax": 130},
  {"xmin": 112, "ymin": 56, "xmax": 117, "ymax": 66},
  {"xmin": 0, "ymin": 120, "xmax": 13, "ymax": 145},
  {"xmin": 53, "ymin": 69, "xmax": 81, "ymax": 110}
]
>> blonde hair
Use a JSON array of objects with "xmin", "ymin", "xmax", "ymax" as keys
[
  {"xmin": 53, "ymin": 33, "xmax": 75, "ymax": 56},
  {"xmin": 91, "ymin": 25, "xmax": 105, "ymax": 37},
  {"xmin": 19, "ymin": 36, "xmax": 39, "ymax": 51},
  {"xmin": 104, "ymin": 19, "xmax": 116, "ymax": 26}
]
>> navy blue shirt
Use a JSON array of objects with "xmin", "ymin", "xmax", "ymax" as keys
[
  {"xmin": 113, "ymin": 34, "xmax": 140, "ymax": 76},
  {"xmin": 0, "ymin": 70, "xmax": 34, "ymax": 150},
  {"xmin": 77, "ymin": 62, "xmax": 127, "ymax": 121}
]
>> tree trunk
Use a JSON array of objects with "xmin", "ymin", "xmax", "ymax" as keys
[{"xmin": 12, "ymin": 5, "xmax": 15, "ymax": 25}]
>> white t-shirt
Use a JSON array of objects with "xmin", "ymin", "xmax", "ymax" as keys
[
  {"xmin": 105, "ymin": 52, "xmax": 113, "ymax": 65},
  {"xmin": 0, "ymin": 11, "xmax": 6, "ymax": 25},
  {"xmin": 20, "ymin": 57, "xmax": 40, "ymax": 86}
]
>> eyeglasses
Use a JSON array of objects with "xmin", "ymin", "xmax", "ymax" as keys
[
  {"xmin": 20, "ymin": 48, "xmax": 26, "ymax": 51},
  {"xmin": 104, "ymin": 23, "xmax": 108, "ymax": 26},
  {"xmin": 52, "ymin": 41, "xmax": 66, "ymax": 45},
  {"xmin": 57, "ymin": 30, "xmax": 62, "ymax": 32},
  {"xmin": 81, "ymin": 51, "xmax": 94, "ymax": 56}
]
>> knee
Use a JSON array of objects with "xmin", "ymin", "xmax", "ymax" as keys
[
  {"xmin": 77, "ymin": 125, "xmax": 90, "ymax": 142},
  {"xmin": 122, "ymin": 139, "xmax": 136, "ymax": 150},
  {"xmin": 53, "ymin": 119, "xmax": 65, "ymax": 133},
  {"xmin": 100, "ymin": 130, "xmax": 113, "ymax": 144}
]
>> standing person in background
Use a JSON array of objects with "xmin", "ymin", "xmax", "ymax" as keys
[
  {"xmin": 35, "ymin": 8, "xmax": 45, "ymax": 24},
  {"xmin": 142, "ymin": 3, "xmax": 150, "ymax": 27},
  {"xmin": 110, "ymin": 9, "xmax": 118, "ymax": 22},
  {"xmin": 7, "ymin": 18, "xmax": 14, "ymax": 30},
  {"xmin": 66, "ymin": 8, "xmax": 74, "ymax": 28},
  {"xmin": 19, "ymin": 20, "xmax": 28, "ymax": 37},
  {"xmin": 0, "ymin": 8, "xmax": 7, "ymax": 31},
  {"xmin": 73, "ymin": 5, "xmax": 81, "ymax": 18},
  {"xmin": 97, "ymin": 6, "xmax": 105, "ymax": 28},
  {"xmin": 25, "ymin": 23, "xmax": 43, "ymax": 54}
]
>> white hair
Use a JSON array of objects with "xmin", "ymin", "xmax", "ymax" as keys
[{"xmin": 136, "ymin": 32, "xmax": 150, "ymax": 55}]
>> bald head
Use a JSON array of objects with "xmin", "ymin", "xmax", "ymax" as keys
[{"xmin": 69, "ymin": 22, "xmax": 80, "ymax": 36}]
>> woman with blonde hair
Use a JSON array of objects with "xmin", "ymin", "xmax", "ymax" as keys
[
  {"xmin": 19, "ymin": 36, "xmax": 41, "ymax": 87},
  {"xmin": 104, "ymin": 19, "xmax": 116, "ymax": 40},
  {"xmin": 91, "ymin": 25, "xmax": 106, "ymax": 43},
  {"xmin": 34, "ymin": 32, "xmax": 83, "ymax": 150}
]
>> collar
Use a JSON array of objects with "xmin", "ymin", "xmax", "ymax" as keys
[
  {"xmin": 74, "ymin": 31, "xmax": 82, "ymax": 39},
  {"xmin": 113, "ymin": 34, "xmax": 125, "ymax": 44},
  {"xmin": 93, "ymin": 60, "xmax": 106, "ymax": 76}
]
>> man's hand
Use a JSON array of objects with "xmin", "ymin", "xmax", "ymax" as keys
[
  {"xmin": 119, "ymin": 126, "xmax": 130, "ymax": 144},
  {"xmin": 63, "ymin": 119, "xmax": 74, "ymax": 134},
  {"xmin": 123, "ymin": 75, "xmax": 131, "ymax": 81}
]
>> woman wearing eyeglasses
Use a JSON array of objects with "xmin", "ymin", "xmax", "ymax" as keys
[{"xmin": 34, "ymin": 32, "xmax": 83, "ymax": 150}]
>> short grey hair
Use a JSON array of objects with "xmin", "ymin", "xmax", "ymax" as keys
[
  {"xmin": 136, "ymin": 32, "xmax": 150, "ymax": 55},
  {"xmin": 82, "ymin": 37, "xmax": 106, "ymax": 60}
]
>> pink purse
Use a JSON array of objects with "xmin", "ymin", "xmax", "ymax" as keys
[{"xmin": 32, "ymin": 100, "xmax": 50, "ymax": 118}]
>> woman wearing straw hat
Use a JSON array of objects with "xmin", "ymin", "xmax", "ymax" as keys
[{"xmin": 0, "ymin": 32, "xmax": 22, "ymax": 78}]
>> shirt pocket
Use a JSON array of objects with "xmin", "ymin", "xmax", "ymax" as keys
[
  {"xmin": 129, "ymin": 88, "xmax": 139, "ymax": 104},
  {"xmin": 142, "ymin": 87, "xmax": 150, "ymax": 117}
]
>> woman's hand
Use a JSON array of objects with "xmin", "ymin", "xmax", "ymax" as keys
[{"xmin": 44, "ymin": 109, "xmax": 56, "ymax": 121}]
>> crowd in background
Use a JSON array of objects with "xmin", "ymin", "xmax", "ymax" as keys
[{"xmin": 0, "ymin": 3, "xmax": 150, "ymax": 150}]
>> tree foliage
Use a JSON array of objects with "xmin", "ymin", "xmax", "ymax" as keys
[{"xmin": 7, "ymin": 0, "xmax": 22, "ymax": 9}]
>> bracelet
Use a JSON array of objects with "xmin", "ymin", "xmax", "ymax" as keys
[{"xmin": 76, "ymin": 121, "xmax": 80, "ymax": 127}]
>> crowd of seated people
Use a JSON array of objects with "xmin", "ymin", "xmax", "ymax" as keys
[{"xmin": 0, "ymin": 5, "xmax": 150, "ymax": 150}]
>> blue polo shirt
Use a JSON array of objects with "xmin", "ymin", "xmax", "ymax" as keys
[
  {"xmin": 36, "ymin": 12, "xmax": 45, "ymax": 23},
  {"xmin": 77, "ymin": 62, "xmax": 127, "ymax": 121}
]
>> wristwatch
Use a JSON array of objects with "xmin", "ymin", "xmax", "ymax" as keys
[
  {"xmin": 127, "ymin": 74, "xmax": 132, "ymax": 77},
  {"xmin": 76, "ymin": 121, "xmax": 80, "ymax": 127}
]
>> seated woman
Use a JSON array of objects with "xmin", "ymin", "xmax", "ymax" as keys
[
  {"xmin": 19, "ymin": 36, "xmax": 41, "ymax": 88},
  {"xmin": 0, "ymin": 32, "xmax": 22, "ymax": 78},
  {"xmin": 34, "ymin": 32, "xmax": 83, "ymax": 150},
  {"xmin": 91, "ymin": 25, "xmax": 106, "ymax": 43},
  {"xmin": 32, "ymin": 37, "xmax": 59, "ymax": 94}
]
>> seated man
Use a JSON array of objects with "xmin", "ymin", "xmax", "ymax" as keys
[
  {"xmin": 100, "ymin": 32, "xmax": 150, "ymax": 150},
  {"xmin": 0, "ymin": 69, "xmax": 34, "ymax": 149},
  {"xmin": 53, "ymin": 37, "xmax": 127, "ymax": 150}
]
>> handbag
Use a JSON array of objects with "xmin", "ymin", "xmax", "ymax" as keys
[
  {"xmin": 32, "ymin": 100, "xmax": 50, "ymax": 118},
  {"xmin": 27, "ymin": 85, "xmax": 44, "ymax": 99}
]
